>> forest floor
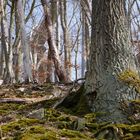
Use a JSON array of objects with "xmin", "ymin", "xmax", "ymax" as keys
[{"xmin": 0, "ymin": 83, "xmax": 140, "ymax": 140}]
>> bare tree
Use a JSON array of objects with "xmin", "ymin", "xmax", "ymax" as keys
[
  {"xmin": 16, "ymin": 0, "xmax": 33, "ymax": 83},
  {"xmin": 60, "ymin": 0, "xmax": 71, "ymax": 81},
  {"xmin": 41, "ymin": 0, "xmax": 67, "ymax": 83},
  {"xmin": 0, "ymin": 0, "xmax": 14, "ymax": 83}
]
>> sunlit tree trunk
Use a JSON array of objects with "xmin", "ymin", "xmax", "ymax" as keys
[
  {"xmin": 46, "ymin": 0, "xmax": 58, "ymax": 82},
  {"xmin": 13, "ymin": 0, "xmax": 21, "ymax": 82},
  {"xmin": 41, "ymin": 0, "xmax": 67, "ymax": 83},
  {"xmin": 16, "ymin": 0, "xmax": 33, "ymax": 83},
  {"xmin": 0, "ymin": 0, "xmax": 14, "ymax": 83},
  {"xmin": 85, "ymin": 0, "xmax": 139, "ymax": 123}
]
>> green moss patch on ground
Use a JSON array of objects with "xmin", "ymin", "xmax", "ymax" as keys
[
  {"xmin": 0, "ymin": 84, "xmax": 140, "ymax": 140},
  {"xmin": 0, "ymin": 103, "xmax": 26, "ymax": 116}
]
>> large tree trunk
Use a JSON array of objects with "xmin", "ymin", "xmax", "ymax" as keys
[{"xmin": 85, "ymin": 0, "xmax": 139, "ymax": 123}]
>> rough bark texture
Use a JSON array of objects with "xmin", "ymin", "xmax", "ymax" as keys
[{"xmin": 85, "ymin": 0, "xmax": 139, "ymax": 123}]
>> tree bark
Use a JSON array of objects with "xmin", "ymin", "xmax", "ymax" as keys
[
  {"xmin": 0, "ymin": 0, "xmax": 15, "ymax": 83},
  {"xmin": 85, "ymin": 0, "xmax": 139, "ymax": 123},
  {"xmin": 16, "ymin": 0, "xmax": 33, "ymax": 83},
  {"xmin": 60, "ymin": 0, "xmax": 71, "ymax": 81},
  {"xmin": 41, "ymin": 0, "xmax": 67, "ymax": 83}
]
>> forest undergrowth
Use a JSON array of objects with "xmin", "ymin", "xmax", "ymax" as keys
[{"xmin": 0, "ymin": 83, "xmax": 140, "ymax": 140}]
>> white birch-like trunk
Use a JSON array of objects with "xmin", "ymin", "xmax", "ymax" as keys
[
  {"xmin": 16, "ymin": 0, "xmax": 33, "ymax": 82},
  {"xmin": 0, "ymin": 0, "xmax": 15, "ymax": 83}
]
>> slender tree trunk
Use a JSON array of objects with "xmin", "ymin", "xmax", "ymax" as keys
[
  {"xmin": 81, "ymin": 9, "xmax": 86, "ymax": 78},
  {"xmin": 74, "ymin": 39, "xmax": 79, "ymax": 80},
  {"xmin": 41, "ymin": 0, "xmax": 67, "ymax": 83},
  {"xmin": 85, "ymin": 0, "xmax": 139, "ymax": 123},
  {"xmin": 13, "ymin": 1, "xmax": 21, "ymax": 82},
  {"xmin": 16, "ymin": 0, "xmax": 33, "ymax": 83},
  {"xmin": 0, "ymin": 46, "xmax": 4, "ymax": 77},
  {"xmin": 0, "ymin": 0, "xmax": 14, "ymax": 83},
  {"xmin": 46, "ymin": 50, "xmax": 53, "ymax": 82},
  {"xmin": 60, "ymin": 0, "xmax": 71, "ymax": 81}
]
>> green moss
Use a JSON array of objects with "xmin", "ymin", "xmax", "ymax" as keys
[
  {"xmin": 123, "ymin": 133, "xmax": 140, "ymax": 140},
  {"xmin": 45, "ymin": 108, "xmax": 61, "ymax": 121},
  {"xmin": 0, "ymin": 103, "xmax": 25, "ymax": 110},
  {"xmin": 18, "ymin": 133, "xmax": 43, "ymax": 140},
  {"xmin": 85, "ymin": 123, "xmax": 99, "ymax": 130},
  {"xmin": 26, "ymin": 126, "xmax": 46, "ymax": 134},
  {"xmin": 0, "ymin": 103, "xmax": 26, "ymax": 116},
  {"xmin": 84, "ymin": 113, "xmax": 96, "ymax": 123},
  {"xmin": 131, "ymin": 100, "xmax": 140, "ymax": 104},
  {"xmin": 43, "ymin": 98, "xmax": 59, "ymax": 108},
  {"xmin": 1, "ymin": 118, "xmax": 40, "ymax": 133},
  {"xmin": 69, "ymin": 138, "xmax": 95, "ymax": 140},
  {"xmin": 118, "ymin": 69, "xmax": 140, "ymax": 93},
  {"xmin": 95, "ymin": 123, "xmax": 140, "ymax": 139},
  {"xmin": 45, "ymin": 108, "xmax": 85, "ymax": 130},
  {"xmin": 17, "ymin": 127, "xmax": 58, "ymax": 140},
  {"xmin": 128, "ymin": 124, "xmax": 140, "ymax": 132},
  {"xmin": 115, "ymin": 123, "xmax": 140, "ymax": 132},
  {"xmin": 44, "ymin": 130, "xmax": 59, "ymax": 140},
  {"xmin": 58, "ymin": 115, "xmax": 71, "ymax": 121},
  {"xmin": 56, "ymin": 115, "xmax": 73, "ymax": 129},
  {"xmin": 0, "ymin": 109, "xmax": 9, "ymax": 115},
  {"xmin": 123, "ymin": 133, "xmax": 134, "ymax": 140},
  {"xmin": 57, "ymin": 121, "xmax": 71, "ymax": 129},
  {"xmin": 60, "ymin": 129, "xmax": 88, "ymax": 139}
]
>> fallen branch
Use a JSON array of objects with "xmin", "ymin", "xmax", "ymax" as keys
[
  {"xmin": 0, "ymin": 95, "xmax": 57, "ymax": 104},
  {"xmin": 0, "ymin": 98, "xmax": 30, "ymax": 103}
]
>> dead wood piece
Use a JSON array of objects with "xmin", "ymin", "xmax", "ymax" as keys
[
  {"xmin": 0, "ymin": 98, "xmax": 30, "ymax": 103},
  {"xmin": 0, "ymin": 94, "xmax": 58, "ymax": 104}
]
